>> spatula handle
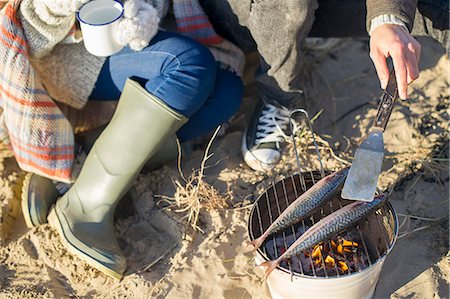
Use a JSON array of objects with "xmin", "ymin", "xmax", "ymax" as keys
[{"xmin": 372, "ymin": 71, "xmax": 399, "ymax": 131}]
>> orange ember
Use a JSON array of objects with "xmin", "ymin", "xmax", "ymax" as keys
[{"xmin": 308, "ymin": 237, "xmax": 359, "ymax": 274}]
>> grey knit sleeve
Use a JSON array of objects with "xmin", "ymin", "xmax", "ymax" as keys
[
  {"xmin": 366, "ymin": 0, "xmax": 418, "ymax": 33},
  {"xmin": 18, "ymin": 0, "xmax": 78, "ymax": 58}
]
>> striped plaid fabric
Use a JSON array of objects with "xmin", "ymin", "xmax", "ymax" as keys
[
  {"xmin": 0, "ymin": 0, "xmax": 243, "ymax": 183},
  {"xmin": 172, "ymin": 0, "xmax": 224, "ymax": 45},
  {"xmin": 172, "ymin": 0, "xmax": 245, "ymax": 76},
  {"xmin": 0, "ymin": 1, "xmax": 75, "ymax": 183}
]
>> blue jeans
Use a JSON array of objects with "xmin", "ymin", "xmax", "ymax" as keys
[{"xmin": 89, "ymin": 31, "xmax": 243, "ymax": 142}]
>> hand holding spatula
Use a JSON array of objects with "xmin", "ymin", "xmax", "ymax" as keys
[{"xmin": 341, "ymin": 71, "xmax": 399, "ymax": 202}]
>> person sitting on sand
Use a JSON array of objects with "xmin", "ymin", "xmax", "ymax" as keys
[
  {"xmin": 198, "ymin": 0, "xmax": 448, "ymax": 172},
  {"xmin": 1, "ymin": 0, "xmax": 244, "ymax": 279}
]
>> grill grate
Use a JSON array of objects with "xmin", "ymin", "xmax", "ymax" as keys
[{"xmin": 248, "ymin": 171, "xmax": 397, "ymax": 278}]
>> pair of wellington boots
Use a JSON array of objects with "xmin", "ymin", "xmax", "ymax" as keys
[
  {"xmin": 25, "ymin": 79, "xmax": 187, "ymax": 279},
  {"xmin": 21, "ymin": 135, "xmax": 180, "ymax": 227}
]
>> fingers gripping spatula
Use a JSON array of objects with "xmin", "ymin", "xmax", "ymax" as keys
[{"xmin": 341, "ymin": 71, "xmax": 399, "ymax": 201}]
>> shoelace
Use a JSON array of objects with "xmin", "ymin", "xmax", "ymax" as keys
[{"xmin": 255, "ymin": 104, "xmax": 298, "ymax": 144}]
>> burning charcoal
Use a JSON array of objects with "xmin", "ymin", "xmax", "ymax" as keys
[
  {"xmin": 262, "ymin": 224, "xmax": 311, "ymax": 263},
  {"xmin": 289, "ymin": 255, "xmax": 303, "ymax": 274},
  {"xmin": 333, "ymin": 254, "xmax": 346, "ymax": 262},
  {"xmin": 342, "ymin": 239, "xmax": 359, "ymax": 247},
  {"xmin": 311, "ymin": 244, "xmax": 322, "ymax": 259},
  {"xmin": 344, "ymin": 247, "xmax": 355, "ymax": 253},
  {"xmin": 338, "ymin": 261, "xmax": 349, "ymax": 272},
  {"xmin": 279, "ymin": 259, "xmax": 289, "ymax": 269},
  {"xmin": 331, "ymin": 240, "xmax": 338, "ymax": 248},
  {"xmin": 264, "ymin": 238, "xmax": 280, "ymax": 259},
  {"xmin": 324, "ymin": 255, "xmax": 335, "ymax": 266},
  {"xmin": 298, "ymin": 251, "xmax": 314, "ymax": 274},
  {"xmin": 314, "ymin": 266, "xmax": 326, "ymax": 277}
]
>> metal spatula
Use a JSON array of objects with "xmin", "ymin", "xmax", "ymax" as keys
[{"xmin": 341, "ymin": 71, "xmax": 399, "ymax": 201}]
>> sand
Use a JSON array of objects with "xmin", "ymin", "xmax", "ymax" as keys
[{"xmin": 0, "ymin": 37, "xmax": 448, "ymax": 298}]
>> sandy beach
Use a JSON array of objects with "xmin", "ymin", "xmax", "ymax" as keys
[{"xmin": 0, "ymin": 36, "xmax": 448, "ymax": 298}]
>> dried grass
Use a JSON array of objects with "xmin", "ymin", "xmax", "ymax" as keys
[
  {"xmin": 285, "ymin": 128, "xmax": 350, "ymax": 174},
  {"xmin": 385, "ymin": 137, "xmax": 449, "ymax": 196},
  {"xmin": 158, "ymin": 127, "xmax": 229, "ymax": 232}
]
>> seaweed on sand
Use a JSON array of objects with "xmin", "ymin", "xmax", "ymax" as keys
[{"xmin": 158, "ymin": 127, "xmax": 229, "ymax": 232}]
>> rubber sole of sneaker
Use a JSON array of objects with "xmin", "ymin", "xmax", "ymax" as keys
[
  {"xmin": 241, "ymin": 130, "xmax": 278, "ymax": 172},
  {"xmin": 48, "ymin": 207, "xmax": 124, "ymax": 280}
]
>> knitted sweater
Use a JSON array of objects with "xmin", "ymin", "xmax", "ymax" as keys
[
  {"xmin": 366, "ymin": 0, "xmax": 418, "ymax": 33},
  {"xmin": 18, "ymin": 0, "xmax": 244, "ymax": 110},
  {"xmin": 19, "ymin": 0, "xmax": 113, "ymax": 109}
]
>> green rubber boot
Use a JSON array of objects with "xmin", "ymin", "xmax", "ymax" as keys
[
  {"xmin": 48, "ymin": 79, "xmax": 187, "ymax": 280},
  {"xmin": 78, "ymin": 126, "xmax": 181, "ymax": 172},
  {"xmin": 23, "ymin": 109, "xmax": 182, "ymax": 229},
  {"xmin": 21, "ymin": 172, "xmax": 59, "ymax": 228}
]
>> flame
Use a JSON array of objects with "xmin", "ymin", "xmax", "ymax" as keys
[
  {"xmin": 308, "ymin": 237, "xmax": 359, "ymax": 274},
  {"xmin": 324, "ymin": 255, "xmax": 335, "ymax": 266},
  {"xmin": 312, "ymin": 244, "xmax": 322, "ymax": 259},
  {"xmin": 338, "ymin": 261, "xmax": 349, "ymax": 272},
  {"xmin": 342, "ymin": 239, "xmax": 358, "ymax": 247}
]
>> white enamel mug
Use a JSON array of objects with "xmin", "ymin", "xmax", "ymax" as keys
[{"xmin": 76, "ymin": 0, "xmax": 124, "ymax": 57}]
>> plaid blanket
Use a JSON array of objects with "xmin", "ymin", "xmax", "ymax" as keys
[
  {"xmin": 172, "ymin": 0, "xmax": 224, "ymax": 45},
  {"xmin": 0, "ymin": 0, "xmax": 74, "ymax": 183},
  {"xmin": 0, "ymin": 0, "xmax": 242, "ymax": 183}
]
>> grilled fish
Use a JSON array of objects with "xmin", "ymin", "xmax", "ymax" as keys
[
  {"xmin": 260, "ymin": 193, "xmax": 388, "ymax": 278},
  {"xmin": 250, "ymin": 167, "xmax": 349, "ymax": 251}
]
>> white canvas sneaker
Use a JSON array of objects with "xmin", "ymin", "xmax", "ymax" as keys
[{"xmin": 242, "ymin": 100, "xmax": 293, "ymax": 172}]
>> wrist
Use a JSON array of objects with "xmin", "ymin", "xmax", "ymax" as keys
[{"xmin": 369, "ymin": 15, "xmax": 408, "ymax": 36}]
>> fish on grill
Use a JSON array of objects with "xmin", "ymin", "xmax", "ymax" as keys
[
  {"xmin": 260, "ymin": 193, "xmax": 388, "ymax": 279},
  {"xmin": 250, "ymin": 167, "xmax": 349, "ymax": 251}
]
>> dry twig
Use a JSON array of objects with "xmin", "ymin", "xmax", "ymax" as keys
[{"xmin": 158, "ymin": 127, "xmax": 229, "ymax": 232}]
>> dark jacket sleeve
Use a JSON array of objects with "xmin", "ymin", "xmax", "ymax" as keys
[{"xmin": 366, "ymin": 0, "xmax": 418, "ymax": 32}]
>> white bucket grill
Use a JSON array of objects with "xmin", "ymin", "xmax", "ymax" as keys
[{"xmin": 248, "ymin": 171, "xmax": 397, "ymax": 278}]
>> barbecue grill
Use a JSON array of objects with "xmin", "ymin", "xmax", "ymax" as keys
[
  {"xmin": 248, "ymin": 171, "xmax": 398, "ymax": 298},
  {"xmin": 247, "ymin": 109, "xmax": 398, "ymax": 298}
]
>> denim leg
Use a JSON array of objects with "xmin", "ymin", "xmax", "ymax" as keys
[
  {"xmin": 89, "ymin": 30, "xmax": 216, "ymax": 117},
  {"xmin": 177, "ymin": 65, "xmax": 244, "ymax": 142}
]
